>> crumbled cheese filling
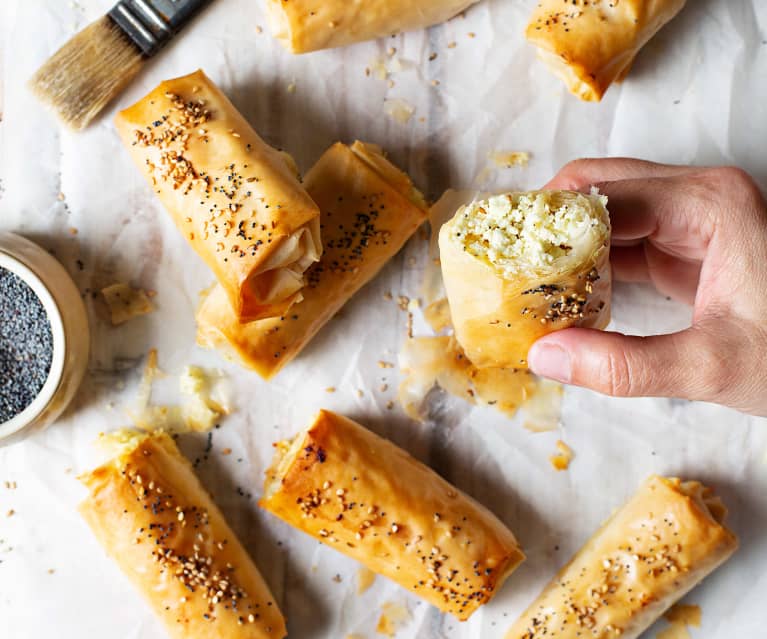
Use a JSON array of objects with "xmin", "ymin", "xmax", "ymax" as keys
[{"xmin": 449, "ymin": 191, "xmax": 608, "ymax": 277}]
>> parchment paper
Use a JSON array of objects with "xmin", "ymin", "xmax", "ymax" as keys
[{"xmin": 1, "ymin": 1, "xmax": 766, "ymax": 638}]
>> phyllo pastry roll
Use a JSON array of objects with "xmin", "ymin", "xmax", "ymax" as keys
[
  {"xmin": 79, "ymin": 431, "xmax": 286, "ymax": 639},
  {"xmin": 438, "ymin": 190, "xmax": 611, "ymax": 369},
  {"xmin": 265, "ymin": 0, "xmax": 480, "ymax": 53},
  {"xmin": 525, "ymin": 0, "xmax": 687, "ymax": 101},
  {"xmin": 506, "ymin": 476, "xmax": 738, "ymax": 639},
  {"xmin": 115, "ymin": 69, "xmax": 321, "ymax": 322},
  {"xmin": 259, "ymin": 410, "xmax": 525, "ymax": 620},
  {"xmin": 196, "ymin": 141, "xmax": 428, "ymax": 379}
]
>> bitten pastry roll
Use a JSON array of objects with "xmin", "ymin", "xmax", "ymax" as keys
[
  {"xmin": 79, "ymin": 431, "xmax": 286, "ymax": 639},
  {"xmin": 505, "ymin": 476, "xmax": 738, "ymax": 639},
  {"xmin": 525, "ymin": 0, "xmax": 687, "ymax": 101},
  {"xmin": 438, "ymin": 190, "xmax": 611, "ymax": 369},
  {"xmin": 115, "ymin": 69, "xmax": 321, "ymax": 322},
  {"xmin": 260, "ymin": 410, "xmax": 525, "ymax": 620},
  {"xmin": 196, "ymin": 141, "xmax": 428, "ymax": 379},
  {"xmin": 265, "ymin": 0, "xmax": 480, "ymax": 53}
]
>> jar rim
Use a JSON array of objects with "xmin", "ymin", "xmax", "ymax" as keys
[{"xmin": 0, "ymin": 250, "xmax": 67, "ymax": 440}]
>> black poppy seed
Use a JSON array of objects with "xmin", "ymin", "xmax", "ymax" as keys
[{"xmin": 0, "ymin": 267, "xmax": 54, "ymax": 423}]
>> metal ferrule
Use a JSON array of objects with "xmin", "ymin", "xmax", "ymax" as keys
[{"xmin": 109, "ymin": 0, "xmax": 210, "ymax": 57}]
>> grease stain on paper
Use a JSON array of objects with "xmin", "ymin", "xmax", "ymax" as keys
[{"xmin": 376, "ymin": 601, "xmax": 410, "ymax": 637}]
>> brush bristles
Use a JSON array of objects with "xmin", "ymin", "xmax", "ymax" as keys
[{"xmin": 29, "ymin": 16, "xmax": 144, "ymax": 131}]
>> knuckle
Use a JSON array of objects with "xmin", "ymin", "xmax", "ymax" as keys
[
  {"xmin": 598, "ymin": 348, "xmax": 636, "ymax": 396},
  {"xmin": 694, "ymin": 351, "xmax": 729, "ymax": 400},
  {"xmin": 709, "ymin": 166, "xmax": 763, "ymax": 203},
  {"xmin": 557, "ymin": 158, "xmax": 597, "ymax": 187},
  {"xmin": 685, "ymin": 327, "xmax": 736, "ymax": 402}
]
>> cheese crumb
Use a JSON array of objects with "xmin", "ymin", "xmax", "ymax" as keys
[
  {"xmin": 449, "ymin": 191, "xmax": 608, "ymax": 277},
  {"xmin": 383, "ymin": 99, "xmax": 415, "ymax": 124}
]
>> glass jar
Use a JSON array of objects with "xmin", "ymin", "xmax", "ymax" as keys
[{"xmin": 0, "ymin": 232, "xmax": 89, "ymax": 446}]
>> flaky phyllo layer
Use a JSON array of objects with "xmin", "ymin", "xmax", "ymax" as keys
[
  {"xmin": 448, "ymin": 190, "xmax": 609, "ymax": 279},
  {"xmin": 438, "ymin": 189, "xmax": 612, "ymax": 369}
]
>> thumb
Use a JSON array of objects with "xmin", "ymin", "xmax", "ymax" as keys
[{"xmin": 527, "ymin": 327, "xmax": 726, "ymax": 402}]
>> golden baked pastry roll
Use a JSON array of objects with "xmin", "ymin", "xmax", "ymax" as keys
[
  {"xmin": 79, "ymin": 431, "xmax": 286, "ymax": 639},
  {"xmin": 525, "ymin": 0, "xmax": 687, "ymax": 101},
  {"xmin": 265, "ymin": 0, "xmax": 480, "ymax": 53},
  {"xmin": 260, "ymin": 410, "xmax": 525, "ymax": 620},
  {"xmin": 115, "ymin": 69, "xmax": 321, "ymax": 322},
  {"xmin": 505, "ymin": 475, "xmax": 738, "ymax": 639},
  {"xmin": 438, "ymin": 190, "xmax": 611, "ymax": 369},
  {"xmin": 196, "ymin": 140, "xmax": 428, "ymax": 379}
]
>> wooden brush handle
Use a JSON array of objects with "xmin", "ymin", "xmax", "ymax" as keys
[{"xmin": 109, "ymin": 0, "xmax": 213, "ymax": 56}]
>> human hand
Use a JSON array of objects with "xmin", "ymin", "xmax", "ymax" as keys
[{"xmin": 527, "ymin": 158, "xmax": 767, "ymax": 416}]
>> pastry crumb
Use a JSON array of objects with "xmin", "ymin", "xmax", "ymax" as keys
[
  {"xmin": 549, "ymin": 440, "xmax": 574, "ymax": 471},
  {"xmin": 357, "ymin": 567, "xmax": 376, "ymax": 594},
  {"xmin": 101, "ymin": 283, "xmax": 154, "ymax": 326},
  {"xmin": 489, "ymin": 150, "xmax": 531, "ymax": 168}
]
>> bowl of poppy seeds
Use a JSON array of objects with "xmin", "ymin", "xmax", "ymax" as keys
[{"xmin": 0, "ymin": 233, "xmax": 89, "ymax": 445}]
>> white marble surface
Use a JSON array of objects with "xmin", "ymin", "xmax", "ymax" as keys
[{"xmin": 1, "ymin": 1, "xmax": 767, "ymax": 638}]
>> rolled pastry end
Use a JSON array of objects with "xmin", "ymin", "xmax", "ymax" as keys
[
  {"xmin": 264, "ymin": 0, "xmax": 482, "ymax": 53},
  {"xmin": 439, "ymin": 190, "xmax": 611, "ymax": 369},
  {"xmin": 531, "ymin": 48, "xmax": 607, "ymax": 101},
  {"xmin": 260, "ymin": 410, "xmax": 525, "ymax": 620},
  {"xmin": 196, "ymin": 140, "xmax": 428, "ymax": 379},
  {"xmin": 525, "ymin": 0, "xmax": 688, "ymax": 101},
  {"xmin": 505, "ymin": 475, "xmax": 738, "ymax": 639},
  {"xmin": 114, "ymin": 69, "xmax": 321, "ymax": 323},
  {"xmin": 79, "ymin": 430, "xmax": 287, "ymax": 639}
]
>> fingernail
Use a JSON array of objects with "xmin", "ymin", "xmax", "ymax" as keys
[{"xmin": 528, "ymin": 343, "xmax": 572, "ymax": 383}]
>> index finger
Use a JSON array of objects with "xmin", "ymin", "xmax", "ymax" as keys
[
  {"xmin": 591, "ymin": 176, "xmax": 714, "ymax": 260},
  {"xmin": 544, "ymin": 157, "xmax": 700, "ymax": 191}
]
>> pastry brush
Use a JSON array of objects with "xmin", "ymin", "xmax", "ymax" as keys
[{"xmin": 29, "ymin": 0, "xmax": 212, "ymax": 131}]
